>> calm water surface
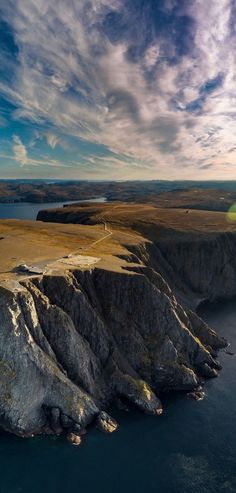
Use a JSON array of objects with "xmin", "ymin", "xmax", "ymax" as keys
[
  {"xmin": 0, "ymin": 197, "xmax": 106, "ymax": 220},
  {"xmin": 0, "ymin": 203, "xmax": 235, "ymax": 493}
]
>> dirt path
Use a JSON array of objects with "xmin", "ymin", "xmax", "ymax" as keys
[{"xmin": 73, "ymin": 220, "xmax": 113, "ymax": 253}]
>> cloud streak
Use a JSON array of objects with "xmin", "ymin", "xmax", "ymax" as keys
[{"xmin": 0, "ymin": 152, "xmax": 72, "ymax": 168}]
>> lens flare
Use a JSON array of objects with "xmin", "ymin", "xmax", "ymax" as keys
[{"xmin": 227, "ymin": 203, "xmax": 236, "ymax": 222}]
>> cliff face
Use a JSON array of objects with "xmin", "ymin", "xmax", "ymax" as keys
[
  {"xmin": 0, "ymin": 261, "xmax": 226, "ymax": 438},
  {"xmin": 129, "ymin": 232, "xmax": 236, "ymax": 306}
]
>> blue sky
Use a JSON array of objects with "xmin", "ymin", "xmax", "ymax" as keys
[{"xmin": 0, "ymin": 0, "xmax": 235, "ymax": 180}]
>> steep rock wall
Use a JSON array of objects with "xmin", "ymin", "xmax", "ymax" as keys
[
  {"xmin": 127, "ymin": 232, "xmax": 236, "ymax": 306},
  {"xmin": 0, "ymin": 262, "xmax": 226, "ymax": 438}
]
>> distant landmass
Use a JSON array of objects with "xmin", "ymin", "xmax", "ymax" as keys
[{"xmin": 1, "ymin": 180, "xmax": 236, "ymax": 210}]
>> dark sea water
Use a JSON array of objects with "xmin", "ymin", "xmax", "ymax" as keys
[
  {"xmin": 0, "ymin": 197, "xmax": 106, "ymax": 220},
  {"xmin": 0, "ymin": 203, "xmax": 235, "ymax": 493},
  {"xmin": 0, "ymin": 300, "xmax": 235, "ymax": 493}
]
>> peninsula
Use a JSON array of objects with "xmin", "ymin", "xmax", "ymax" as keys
[{"xmin": 0, "ymin": 202, "xmax": 235, "ymax": 442}]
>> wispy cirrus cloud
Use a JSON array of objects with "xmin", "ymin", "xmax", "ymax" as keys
[
  {"xmin": 2, "ymin": 134, "xmax": 71, "ymax": 168},
  {"xmin": 0, "ymin": 0, "xmax": 236, "ymax": 178},
  {"xmin": 46, "ymin": 133, "xmax": 61, "ymax": 150},
  {"xmin": 0, "ymin": 151, "xmax": 72, "ymax": 168},
  {"xmin": 12, "ymin": 135, "xmax": 28, "ymax": 166}
]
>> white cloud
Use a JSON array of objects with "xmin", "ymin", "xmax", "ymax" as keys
[
  {"xmin": 12, "ymin": 135, "xmax": 28, "ymax": 166},
  {"xmin": 47, "ymin": 133, "xmax": 60, "ymax": 149}
]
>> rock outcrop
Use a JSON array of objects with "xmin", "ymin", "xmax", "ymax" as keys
[
  {"xmin": 96, "ymin": 411, "xmax": 118, "ymax": 433},
  {"xmin": 0, "ymin": 258, "xmax": 226, "ymax": 438}
]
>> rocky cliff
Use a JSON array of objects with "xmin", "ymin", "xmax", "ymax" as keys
[
  {"xmin": 1, "ymin": 204, "xmax": 234, "ymax": 440},
  {"xmin": 0, "ymin": 258, "xmax": 226, "ymax": 439},
  {"xmin": 128, "ymin": 232, "xmax": 236, "ymax": 308}
]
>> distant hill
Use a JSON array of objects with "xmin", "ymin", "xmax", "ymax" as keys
[{"xmin": 1, "ymin": 180, "xmax": 236, "ymax": 208}]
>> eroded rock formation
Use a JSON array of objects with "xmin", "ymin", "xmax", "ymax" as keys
[{"xmin": 0, "ymin": 258, "xmax": 226, "ymax": 438}]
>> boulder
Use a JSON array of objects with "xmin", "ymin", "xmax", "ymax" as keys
[{"xmin": 67, "ymin": 433, "xmax": 82, "ymax": 446}]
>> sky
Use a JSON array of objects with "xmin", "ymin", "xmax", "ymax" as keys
[{"xmin": 0, "ymin": 0, "xmax": 235, "ymax": 180}]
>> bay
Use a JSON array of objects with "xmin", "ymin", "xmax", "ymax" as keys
[{"xmin": 0, "ymin": 197, "xmax": 106, "ymax": 221}]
